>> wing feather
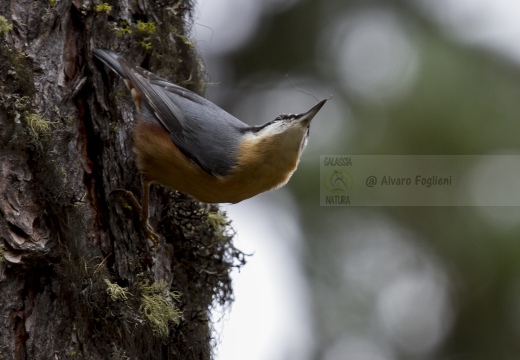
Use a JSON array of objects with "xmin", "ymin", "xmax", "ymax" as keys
[{"xmin": 113, "ymin": 56, "xmax": 247, "ymax": 176}]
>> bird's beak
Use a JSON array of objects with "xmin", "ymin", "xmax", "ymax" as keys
[{"xmin": 298, "ymin": 99, "xmax": 327, "ymax": 126}]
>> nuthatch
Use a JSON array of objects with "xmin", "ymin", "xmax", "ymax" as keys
[{"xmin": 93, "ymin": 48, "xmax": 326, "ymax": 242}]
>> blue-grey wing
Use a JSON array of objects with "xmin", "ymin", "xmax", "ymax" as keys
[{"xmin": 119, "ymin": 58, "xmax": 247, "ymax": 176}]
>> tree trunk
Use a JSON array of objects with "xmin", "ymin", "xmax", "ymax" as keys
[{"xmin": 0, "ymin": 1, "xmax": 243, "ymax": 359}]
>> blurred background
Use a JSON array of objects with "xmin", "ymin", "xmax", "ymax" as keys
[{"xmin": 192, "ymin": 0, "xmax": 520, "ymax": 359}]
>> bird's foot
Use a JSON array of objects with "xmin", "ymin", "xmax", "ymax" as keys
[
  {"xmin": 111, "ymin": 189, "xmax": 142, "ymax": 212},
  {"xmin": 142, "ymin": 220, "xmax": 159, "ymax": 248},
  {"xmin": 111, "ymin": 189, "xmax": 159, "ymax": 247}
]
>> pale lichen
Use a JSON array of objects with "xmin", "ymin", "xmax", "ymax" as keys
[
  {"xmin": 206, "ymin": 212, "xmax": 228, "ymax": 236},
  {"xmin": 25, "ymin": 113, "xmax": 53, "ymax": 138},
  {"xmin": 0, "ymin": 16, "xmax": 13, "ymax": 37},
  {"xmin": 138, "ymin": 279, "xmax": 183, "ymax": 338},
  {"xmin": 104, "ymin": 278, "xmax": 131, "ymax": 302}
]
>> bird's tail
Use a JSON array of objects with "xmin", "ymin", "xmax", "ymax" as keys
[{"xmin": 93, "ymin": 48, "xmax": 127, "ymax": 79}]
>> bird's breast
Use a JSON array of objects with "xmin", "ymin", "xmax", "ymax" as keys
[{"xmin": 131, "ymin": 121, "xmax": 301, "ymax": 203}]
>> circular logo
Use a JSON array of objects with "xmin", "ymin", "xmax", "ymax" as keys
[{"xmin": 323, "ymin": 169, "xmax": 353, "ymax": 194}]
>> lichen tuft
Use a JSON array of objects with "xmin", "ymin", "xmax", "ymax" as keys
[
  {"xmin": 138, "ymin": 279, "xmax": 183, "ymax": 338},
  {"xmin": 0, "ymin": 16, "xmax": 13, "ymax": 37},
  {"xmin": 104, "ymin": 278, "xmax": 131, "ymax": 301}
]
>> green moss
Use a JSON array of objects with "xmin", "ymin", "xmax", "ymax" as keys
[
  {"xmin": 138, "ymin": 279, "xmax": 182, "ymax": 338},
  {"xmin": 11, "ymin": 95, "xmax": 54, "ymax": 139},
  {"xmin": 0, "ymin": 47, "xmax": 35, "ymax": 98},
  {"xmin": 95, "ymin": 3, "xmax": 112, "ymax": 13},
  {"xmin": 139, "ymin": 41, "xmax": 152, "ymax": 50},
  {"xmin": 0, "ymin": 243, "xmax": 4, "ymax": 263},
  {"xmin": 122, "ymin": 198, "xmax": 134, "ymax": 211},
  {"xmin": 0, "ymin": 16, "xmax": 13, "ymax": 37},
  {"xmin": 136, "ymin": 21, "xmax": 156, "ymax": 34},
  {"xmin": 115, "ymin": 21, "xmax": 132, "ymax": 36}
]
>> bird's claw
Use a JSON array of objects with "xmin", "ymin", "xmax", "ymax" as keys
[
  {"xmin": 143, "ymin": 220, "xmax": 160, "ymax": 248},
  {"xmin": 111, "ymin": 189, "xmax": 142, "ymax": 213},
  {"xmin": 111, "ymin": 188, "xmax": 159, "ymax": 248}
]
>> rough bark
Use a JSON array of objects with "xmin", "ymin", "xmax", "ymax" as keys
[{"xmin": 0, "ymin": 1, "xmax": 244, "ymax": 359}]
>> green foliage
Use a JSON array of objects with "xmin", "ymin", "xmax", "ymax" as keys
[{"xmin": 244, "ymin": 3, "xmax": 520, "ymax": 358}]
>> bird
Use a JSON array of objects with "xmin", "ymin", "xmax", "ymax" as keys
[{"xmin": 93, "ymin": 48, "xmax": 327, "ymax": 244}]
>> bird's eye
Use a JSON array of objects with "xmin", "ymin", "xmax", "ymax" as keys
[{"xmin": 275, "ymin": 113, "xmax": 298, "ymax": 121}]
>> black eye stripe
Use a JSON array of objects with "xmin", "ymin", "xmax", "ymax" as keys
[
  {"xmin": 244, "ymin": 113, "xmax": 300, "ymax": 134},
  {"xmin": 275, "ymin": 113, "xmax": 298, "ymax": 121}
]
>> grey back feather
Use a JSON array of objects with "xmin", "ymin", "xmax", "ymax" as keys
[{"xmin": 93, "ymin": 49, "xmax": 248, "ymax": 176}]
